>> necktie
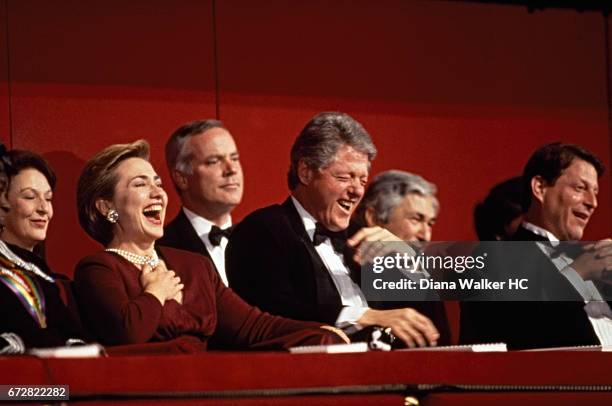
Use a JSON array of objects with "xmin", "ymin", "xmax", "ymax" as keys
[
  {"xmin": 208, "ymin": 225, "xmax": 234, "ymax": 246},
  {"xmin": 313, "ymin": 223, "xmax": 346, "ymax": 253}
]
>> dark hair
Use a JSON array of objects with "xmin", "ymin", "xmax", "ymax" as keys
[
  {"xmin": 0, "ymin": 143, "xmax": 9, "ymax": 169},
  {"xmin": 6, "ymin": 150, "xmax": 57, "ymax": 190},
  {"xmin": 474, "ymin": 177, "xmax": 523, "ymax": 241},
  {"xmin": 522, "ymin": 142, "xmax": 605, "ymax": 209},
  {"xmin": 0, "ymin": 144, "xmax": 9, "ymax": 228},
  {"xmin": 287, "ymin": 112, "xmax": 377, "ymax": 190},
  {"xmin": 0, "ymin": 144, "xmax": 10, "ymax": 192},
  {"xmin": 77, "ymin": 140, "xmax": 150, "ymax": 246}
]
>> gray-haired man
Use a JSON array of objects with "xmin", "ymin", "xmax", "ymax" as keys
[
  {"xmin": 354, "ymin": 170, "xmax": 450, "ymax": 344},
  {"xmin": 227, "ymin": 112, "xmax": 439, "ymax": 347},
  {"xmin": 355, "ymin": 170, "xmax": 439, "ymax": 242}
]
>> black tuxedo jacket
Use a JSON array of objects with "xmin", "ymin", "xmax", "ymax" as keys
[
  {"xmin": 157, "ymin": 209, "xmax": 216, "ymax": 271},
  {"xmin": 226, "ymin": 198, "xmax": 350, "ymax": 325},
  {"xmin": 460, "ymin": 226, "xmax": 607, "ymax": 349},
  {"xmin": 227, "ymin": 198, "xmax": 452, "ymax": 343}
]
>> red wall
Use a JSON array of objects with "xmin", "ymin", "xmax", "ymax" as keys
[
  {"xmin": 609, "ymin": 11, "xmax": 612, "ymax": 197},
  {"xmin": 4, "ymin": 0, "xmax": 217, "ymax": 273},
  {"xmin": 0, "ymin": 0, "xmax": 9, "ymax": 146},
  {"xmin": 0, "ymin": 0, "xmax": 610, "ymax": 278}
]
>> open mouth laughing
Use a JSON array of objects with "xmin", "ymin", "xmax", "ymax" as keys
[
  {"xmin": 337, "ymin": 199, "xmax": 357, "ymax": 213},
  {"xmin": 143, "ymin": 204, "xmax": 163, "ymax": 225},
  {"xmin": 572, "ymin": 210, "xmax": 590, "ymax": 225}
]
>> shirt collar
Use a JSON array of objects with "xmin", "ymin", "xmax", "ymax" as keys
[
  {"xmin": 182, "ymin": 206, "xmax": 232, "ymax": 237},
  {"xmin": 290, "ymin": 196, "xmax": 317, "ymax": 241},
  {"xmin": 522, "ymin": 221, "xmax": 559, "ymax": 244}
]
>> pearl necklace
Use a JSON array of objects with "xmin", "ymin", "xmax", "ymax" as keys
[{"xmin": 105, "ymin": 248, "xmax": 160, "ymax": 268}]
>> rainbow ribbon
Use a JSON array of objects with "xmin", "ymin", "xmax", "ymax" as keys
[{"xmin": 0, "ymin": 266, "xmax": 47, "ymax": 328}]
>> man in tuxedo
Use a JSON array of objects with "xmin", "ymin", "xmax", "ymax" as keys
[
  {"xmin": 158, "ymin": 119, "xmax": 242, "ymax": 286},
  {"xmin": 226, "ymin": 112, "xmax": 440, "ymax": 347},
  {"xmin": 461, "ymin": 142, "xmax": 612, "ymax": 349},
  {"xmin": 353, "ymin": 170, "xmax": 451, "ymax": 344}
]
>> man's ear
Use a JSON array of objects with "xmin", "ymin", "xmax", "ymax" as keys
[
  {"xmin": 297, "ymin": 160, "xmax": 313, "ymax": 186},
  {"xmin": 95, "ymin": 199, "xmax": 113, "ymax": 217},
  {"xmin": 364, "ymin": 206, "xmax": 381, "ymax": 227},
  {"xmin": 531, "ymin": 175, "xmax": 548, "ymax": 204},
  {"xmin": 171, "ymin": 169, "xmax": 189, "ymax": 192}
]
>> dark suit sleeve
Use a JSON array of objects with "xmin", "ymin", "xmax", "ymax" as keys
[
  {"xmin": 74, "ymin": 258, "xmax": 163, "ymax": 345},
  {"xmin": 458, "ymin": 242, "xmax": 530, "ymax": 348},
  {"xmin": 459, "ymin": 241, "xmax": 600, "ymax": 349},
  {"xmin": 226, "ymin": 213, "xmax": 341, "ymax": 325},
  {"xmin": 207, "ymin": 267, "xmax": 342, "ymax": 350}
]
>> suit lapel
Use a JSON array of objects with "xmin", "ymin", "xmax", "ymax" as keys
[
  {"xmin": 282, "ymin": 198, "xmax": 343, "ymax": 305},
  {"xmin": 168, "ymin": 209, "xmax": 214, "ymax": 264},
  {"xmin": 514, "ymin": 225, "xmax": 595, "ymax": 301},
  {"xmin": 513, "ymin": 224, "xmax": 601, "ymax": 343}
]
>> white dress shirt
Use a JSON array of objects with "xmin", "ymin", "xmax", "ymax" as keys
[
  {"xmin": 523, "ymin": 222, "xmax": 612, "ymax": 346},
  {"xmin": 291, "ymin": 197, "xmax": 369, "ymax": 331},
  {"xmin": 182, "ymin": 207, "xmax": 231, "ymax": 286}
]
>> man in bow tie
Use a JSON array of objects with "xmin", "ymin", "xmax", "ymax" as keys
[
  {"xmin": 158, "ymin": 119, "xmax": 243, "ymax": 286},
  {"xmin": 226, "ymin": 112, "xmax": 439, "ymax": 347},
  {"xmin": 461, "ymin": 142, "xmax": 612, "ymax": 349}
]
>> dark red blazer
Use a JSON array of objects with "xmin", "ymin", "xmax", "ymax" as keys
[{"xmin": 74, "ymin": 246, "xmax": 340, "ymax": 351}]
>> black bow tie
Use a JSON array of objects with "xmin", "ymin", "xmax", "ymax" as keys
[
  {"xmin": 208, "ymin": 225, "xmax": 234, "ymax": 246},
  {"xmin": 313, "ymin": 223, "xmax": 346, "ymax": 253},
  {"xmin": 551, "ymin": 241, "xmax": 584, "ymax": 259}
]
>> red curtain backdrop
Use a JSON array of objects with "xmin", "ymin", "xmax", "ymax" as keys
[{"xmin": 0, "ymin": 0, "xmax": 609, "ymax": 279}]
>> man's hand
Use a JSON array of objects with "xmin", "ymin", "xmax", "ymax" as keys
[
  {"xmin": 347, "ymin": 226, "xmax": 416, "ymax": 265},
  {"xmin": 572, "ymin": 239, "xmax": 612, "ymax": 281},
  {"xmin": 358, "ymin": 308, "xmax": 439, "ymax": 348}
]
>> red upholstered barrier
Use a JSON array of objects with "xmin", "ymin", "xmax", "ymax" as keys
[{"xmin": 2, "ymin": 351, "xmax": 611, "ymax": 404}]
